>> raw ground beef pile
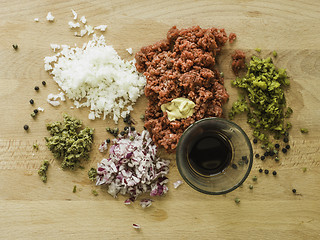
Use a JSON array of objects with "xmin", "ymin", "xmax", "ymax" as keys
[{"xmin": 135, "ymin": 26, "xmax": 232, "ymax": 152}]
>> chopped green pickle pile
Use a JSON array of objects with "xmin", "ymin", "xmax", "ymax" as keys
[
  {"xmin": 45, "ymin": 114, "xmax": 94, "ymax": 170},
  {"xmin": 229, "ymin": 56, "xmax": 292, "ymax": 147}
]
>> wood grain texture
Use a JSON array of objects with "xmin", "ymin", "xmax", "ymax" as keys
[{"xmin": 0, "ymin": 0, "xmax": 320, "ymax": 239}]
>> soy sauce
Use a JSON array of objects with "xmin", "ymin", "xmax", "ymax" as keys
[{"xmin": 188, "ymin": 133, "xmax": 232, "ymax": 176}]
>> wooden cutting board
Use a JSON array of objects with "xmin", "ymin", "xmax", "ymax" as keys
[{"xmin": 1, "ymin": 0, "xmax": 319, "ymax": 239}]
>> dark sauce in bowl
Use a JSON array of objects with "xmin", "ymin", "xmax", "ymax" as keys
[{"xmin": 188, "ymin": 132, "xmax": 232, "ymax": 176}]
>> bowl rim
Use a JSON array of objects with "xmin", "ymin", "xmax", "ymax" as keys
[{"xmin": 176, "ymin": 117, "xmax": 253, "ymax": 195}]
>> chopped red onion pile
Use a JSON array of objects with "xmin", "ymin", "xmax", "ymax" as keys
[
  {"xmin": 96, "ymin": 130, "xmax": 170, "ymax": 200},
  {"xmin": 132, "ymin": 223, "xmax": 141, "ymax": 229}
]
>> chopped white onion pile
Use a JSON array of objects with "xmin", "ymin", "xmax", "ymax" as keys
[{"xmin": 96, "ymin": 130, "xmax": 170, "ymax": 200}]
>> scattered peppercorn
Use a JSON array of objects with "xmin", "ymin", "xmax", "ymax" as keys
[
  {"xmin": 34, "ymin": 109, "xmax": 38, "ymax": 114},
  {"xmin": 285, "ymin": 145, "xmax": 290, "ymax": 149},
  {"xmin": 272, "ymin": 170, "xmax": 277, "ymax": 176},
  {"xmin": 231, "ymin": 163, "xmax": 238, "ymax": 169},
  {"xmin": 255, "ymin": 153, "xmax": 260, "ymax": 158},
  {"xmin": 120, "ymin": 131, "xmax": 126, "ymax": 136},
  {"xmin": 269, "ymin": 151, "xmax": 275, "ymax": 156},
  {"xmin": 253, "ymin": 139, "xmax": 258, "ymax": 144},
  {"xmin": 42, "ymin": 81, "xmax": 46, "ymax": 86},
  {"xmin": 23, "ymin": 124, "xmax": 29, "ymax": 130},
  {"xmin": 34, "ymin": 86, "xmax": 39, "ymax": 91},
  {"xmin": 283, "ymin": 137, "xmax": 289, "ymax": 143},
  {"xmin": 282, "ymin": 148, "xmax": 287, "ymax": 153},
  {"xmin": 261, "ymin": 156, "xmax": 265, "ymax": 160},
  {"xmin": 284, "ymin": 132, "xmax": 289, "ymax": 137},
  {"xmin": 106, "ymin": 138, "xmax": 110, "ymax": 143},
  {"xmin": 292, "ymin": 189, "xmax": 296, "ymax": 194},
  {"xmin": 130, "ymin": 126, "xmax": 135, "ymax": 131},
  {"xmin": 73, "ymin": 185, "xmax": 77, "ymax": 193},
  {"xmin": 12, "ymin": 44, "xmax": 18, "ymax": 50},
  {"xmin": 252, "ymin": 176, "xmax": 258, "ymax": 181},
  {"xmin": 234, "ymin": 198, "xmax": 240, "ymax": 204},
  {"xmin": 264, "ymin": 152, "xmax": 269, "ymax": 157},
  {"xmin": 259, "ymin": 168, "xmax": 263, "ymax": 173},
  {"xmin": 275, "ymin": 143, "xmax": 280, "ymax": 149},
  {"xmin": 300, "ymin": 128, "xmax": 309, "ymax": 134},
  {"xmin": 124, "ymin": 126, "xmax": 129, "ymax": 131},
  {"xmin": 264, "ymin": 169, "xmax": 269, "ymax": 174},
  {"xmin": 29, "ymin": 99, "xmax": 34, "ymax": 105}
]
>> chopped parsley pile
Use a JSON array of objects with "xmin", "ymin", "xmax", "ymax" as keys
[{"xmin": 229, "ymin": 56, "xmax": 292, "ymax": 149}]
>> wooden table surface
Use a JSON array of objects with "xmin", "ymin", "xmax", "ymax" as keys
[{"xmin": 1, "ymin": 0, "xmax": 320, "ymax": 239}]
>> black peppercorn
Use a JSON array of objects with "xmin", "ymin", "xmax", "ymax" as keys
[
  {"xmin": 120, "ymin": 131, "xmax": 126, "ymax": 136},
  {"xmin": 29, "ymin": 99, "xmax": 34, "ymax": 104},
  {"xmin": 275, "ymin": 143, "xmax": 280, "ymax": 149},
  {"xmin": 292, "ymin": 189, "xmax": 296, "ymax": 194},
  {"xmin": 130, "ymin": 126, "xmax": 135, "ymax": 131},
  {"xmin": 261, "ymin": 156, "xmax": 265, "ymax": 160},
  {"xmin": 283, "ymin": 137, "xmax": 289, "ymax": 143},
  {"xmin": 264, "ymin": 151, "xmax": 269, "ymax": 156},
  {"xmin": 255, "ymin": 153, "xmax": 260, "ymax": 158},
  {"xmin": 264, "ymin": 169, "xmax": 269, "ymax": 174},
  {"xmin": 34, "ymin": 86, "xmax": 39, "ymax": 91},
  {"xmin": 272, "ymin": 170, "xmax": 277, "ymax": 176},
  {"xmin": 23, "ymin": 125, "xmax": 29, "ymax": 130},
  {"xmin": 242, "ymin": 156, "xmax": 247, "ymax": 161},
  {"xmin": 259, "ymin": 168, "xmax": 263, "ymax": 173},
  {"xmin": 285, "ymin": 145, "xmax": 290, "ymax": 149},
  {"xmin": 124, "ymin": 126, "xmax": 129, "ymax": 131},
  {"xmin": 33, "ymin": 109, "xmax": 38, "ymax": 114},
  {"xmin": 42, "ymin": 81, "xmax": 46, "ymax": 86},
  {"xmin": 106, "ymin": 138, "xmax": 110, "ymax": 143},
  {"xmin": 269, "ymin": 151, "xmax": 275, "ymax": 157},
  {"xmin": 253, "ymin": 139, "xmax": 258, "ymax": 144},
  {"xmin": 231, "ymin": 164, "xmax": 237, "ymax": 169},
  {"xmin": 282, "ymin": 148, "xmax": 287, "ymax": 153}
]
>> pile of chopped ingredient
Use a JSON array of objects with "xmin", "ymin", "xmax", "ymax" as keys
[
  {"xmin": 45, "ymin": 114, "xmax": 94, "ymax": 169},
  {"xmin": 93, "ymin": 129, "xmax": 170, "ymax": 201},
  {"xmin": 229, "ymin": 55, "xmax": 291, "ymax": 148},
  {"xmin": 38, "ymin": 160, "xmax": 50, "ymax": 183},
  {"xmin": 44, "ymin": 34, "xmax": 146, "ymax": 123},
  {"xmin": 135, "ymin": 26, "xmax": 233, "ymax": 152}
]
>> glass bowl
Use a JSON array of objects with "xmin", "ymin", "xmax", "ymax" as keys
[{"xmin": 176, "ymin": 117, "xmax": 253, "ymax": 195}]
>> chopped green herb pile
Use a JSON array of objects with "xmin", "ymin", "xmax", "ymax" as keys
[
  {"xmin": 229, "ymin": 56, "xmax": 291, "ymax": 147},
  {"xmin": 45, "ymin": 114, "xmax": 94, "ymax": 170},
  {"xmin": 38, "ymin": 160, "xmax": 49, "ymax": 183},
  {"xmin": 88, "ymin": 167, "xmax": 97, "ymax": 181}
]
